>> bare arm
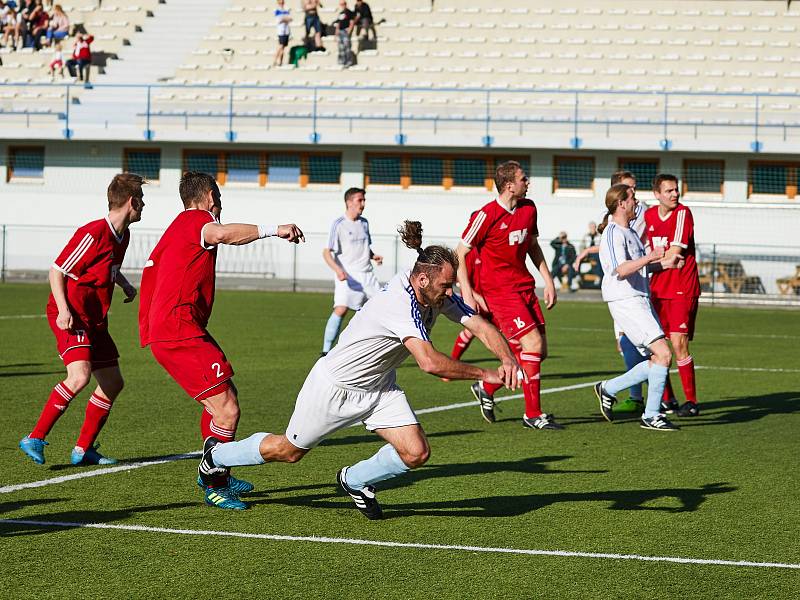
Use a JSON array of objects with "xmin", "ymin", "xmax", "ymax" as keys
[
  {"xmin": 455, "ymin": 242, "xmax": 487, "ymax": 312},
  {"xmin": 615, "ymin": 247, "xmax": 665, "ymax": 279},
  {"xmin": 404, "ymin": 337, "xmax": 508, "ymax": 386},
  {"xmin": 463, "ymin": 314, "xmax": 521, "ymax": 389},
  {"xmin": 322, "ymin": 247, "xmax": 347, "ymax": 280},
  {"xmin": 203, "ymin": 222, "xmax": 304, "ymax": 246},
  {"xmin": 573, "ymin": 245, "xmax": 600, "ymax": 269},
  {"xmin": 114, "ymin": 270, "xmax": 137, "ymax": 303},
  {"xmin": 49, "ymin": 267, "xmax": 73, "ymax": 330},
  {"xmin": 528, "ymin": 237, "xmax": 557, "ymax": 309}
]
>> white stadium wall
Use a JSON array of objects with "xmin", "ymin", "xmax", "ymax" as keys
[{"xmin": 1, "ymin": 139, "xmax": 798, "ymax": 293}]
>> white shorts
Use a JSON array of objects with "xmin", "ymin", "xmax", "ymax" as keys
[
  {"xmin": 334, "ymin": 270, "xmax": 381, "ymax": 310},
  {"xmin": 607, "ymin": 296, "xmax": 664, "ymax": 351},
  {"xmin": 285, "ymin": 359, "xmax": 419, "ymax": 449}
]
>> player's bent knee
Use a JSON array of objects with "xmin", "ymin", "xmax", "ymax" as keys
[{"xmin": 400, "ymin": 445, "xmax": 430, "ymax": 469}]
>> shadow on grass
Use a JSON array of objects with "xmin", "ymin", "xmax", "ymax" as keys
[
  {"xmin": 0, "ymin": 499, "xmax": 198, "ymax": 537},
  {"xmin": 247, "ymin": 455, "xmax": 609, "ymax": 508},
  {"xmin": 678, "ymin": 391, "xmax": 800, "ymax": 428},
  {"xmin": 0, "ymin": 370, "xmax": 63, "ymax": 378},
  {"xmin": 45, "ymin": 450, "xmax": 201, "ymax": 472},
  {"xmin": 0, "ymin": 362, "xmax": 49, "ymax": 369},
  {"xmin": 384, "ymin": 482, "xmax": 736, "ymax": 519}
]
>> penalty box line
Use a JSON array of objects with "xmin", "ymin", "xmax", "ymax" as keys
[{"xmin": 0, "ymin": 518, "xmax": 798, "ymax": 571}]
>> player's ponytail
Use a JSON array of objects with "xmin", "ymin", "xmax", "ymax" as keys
[
  {"xmin": 398, "ymin": 220, "xmax": 459, "ymax": 276},
  {"xmin": 598, "ymin": 184, "xmax": 631, "ymax": 233}
]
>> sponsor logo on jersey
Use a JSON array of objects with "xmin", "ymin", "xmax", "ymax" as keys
[
  {"xmin": 508, "ymin": 229, "xmax": 527, "ymax": 246},
  {"xmin": 500, "ymin": 222, "xmax": 509, "ymax": 229},
  {"xmin": 651, "ymin": 236, "xmax": 669, "ymax": 248}
]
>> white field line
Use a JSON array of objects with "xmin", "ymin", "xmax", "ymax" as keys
[
  {"xmin": 0, "ymin": 314, "xmax": 46, "ymax": 320},
  {"xmin": 0, "ymin": 519, "xmax": 797, "ymax": 570},
  {"xmin": 0, "ymin": 452, "xmax": 200, "ymax": 494},
  {"xmin": 4, "ymin": 363, "xmax": 793, "ymax": 494},
  {"xmin": 560, "ymin": 326, "xmax": 797, "ymax": 341}
]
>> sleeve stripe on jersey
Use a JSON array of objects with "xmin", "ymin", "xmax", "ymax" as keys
[
  {"xmin": 672, "ymin": 209, "xmax": 685, "ymax": 246},
  {"xmin": 58, "ymin": 233, "xmax": 94, "ymax": 275},
  {"xmin": 606, "ymin": 224, "xmax": 619, "ymax": 269},
  {"xmin": 461, "ymin": 211, "xmax": 486, "ymax": 247},
  {"xmin": 327, "ymin": 217, "xmax": 344, "ymax": 250},
  {"xmin": 405, "ymin": 284, "xmax": 430, "ymax": 341},
  {"xmin": 450, "ymin": 293, "xmax": 475, "ymax": 318}
]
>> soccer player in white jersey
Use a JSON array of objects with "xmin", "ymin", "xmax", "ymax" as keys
[
  {"xmin": 592, "ymin": 184, "xmax": 683, "ymax": 431},
  {"xmin": 320, "ymin": 187, "xmax": 384, "ymax": 356},
  {"xmin": 575, "ymin": 170, "xmax": 677, "ymax": 413},
  {"xmin": 198, "ymin": 220, "xmax": 521, "ymax": 517}
]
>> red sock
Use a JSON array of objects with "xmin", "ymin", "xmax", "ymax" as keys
[
  {"xmin": 30, "ymin": 382, "xmax": 75, "ymax": 440},
  {"xmin": 76, "ymin": 393, "xmax": 113, "ymax": 451},
  {"xmin": 200, "ymin": 408, "xmax": 236, "ymax": 443},
  {"xmin": 200, "ymin": 408, "xmax": 236, "ymax": 488},
  {"xmin": 481, "ymin": 380, "xmax": 504, "ymax": 396},
  {"xmin": 677, "ymin": 355, "xmax": 697, "ymax": 403},
  {"xmin": 519, "ymin": 352, "xmax": 543, "ymax": 418},
  {"xmin": 662, "ymin": 376, "xmax": 676, "ymax": 402},
  {"xmin": 450, "ymin": 330, "xmax": 473, "ymax": 360}
]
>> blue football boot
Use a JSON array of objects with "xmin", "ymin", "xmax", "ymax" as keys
[
  {"xmin": 19, "ymin": 436, "xmax": 48, "ymax": 465},
  {"xmin": 71, "ymin": 444, "xmax": 118, "ymax": 465}
]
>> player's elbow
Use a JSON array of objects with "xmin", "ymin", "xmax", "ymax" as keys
[{"xmin": 416, "ymin": 355, "xmax": 438, "ymax": 375}]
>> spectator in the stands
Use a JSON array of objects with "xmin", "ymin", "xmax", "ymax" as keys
[
  {"xmin": 273, "ymin": 0, "xmax": 291, "ymax": 66},
  {"xmin": 43, "ymin": 2, "xmax": 67, "ymax": 47},
  {"xmin": 66, "ymin": 32, "xmax": 92, "ymax": 82},
  {"xmin": 28, "ymin": 0, "xmax": 48, "ymax": 49},
  {"xmin": 335, "ymin": 0, "xmax": 355, "ymax": 67},
  {"xmin": 354, "ymin": 0, "xmax": 376, "ymax": 42},
  {"xmin": 48, "ymin": 39, "xmax": 63, "ymax": 79},
  {"xmin": 303, "ymin": 0, "xmax": 324, "ymax": 52},
  {"xmin": 1, "ymin": 5, "xmax": 25, "ymax": 50}
]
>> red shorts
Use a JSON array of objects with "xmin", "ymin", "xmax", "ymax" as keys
[
  {"xmin": 485, "ymin": 289, "xmax": 546, "ymax": 340},
  {"xmin": 149, "ymin": 335, "xmax": 234, "ymax": 401},
  {"xmin": 652, "ymin": 296, "xmax": 699, "ymax": 340},
  {"xmin": 48, "ymin": 314, "xmax": 119, "ymax": 369}
]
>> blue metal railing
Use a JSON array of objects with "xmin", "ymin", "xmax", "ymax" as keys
[{"xmin": 2, "ymin": 81, "xmax": 800, "ymax": 149}]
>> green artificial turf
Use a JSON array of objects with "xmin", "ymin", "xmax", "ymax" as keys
[{"xmin": 1, "ymin": 283, "xmax": 798, "ymax": 599}]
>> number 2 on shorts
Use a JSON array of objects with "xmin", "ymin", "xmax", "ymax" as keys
[{"xmin": 211, "ymin": 362, "xmax": 223, "ymax": 378}]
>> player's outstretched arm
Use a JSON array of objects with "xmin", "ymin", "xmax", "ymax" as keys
[
  {"xmin": 455, "ymin": 242, "xmax": 487, "ymax": 311},
  {"xmin": 404, "ymin": 337, "xmax": 505, "ymax": 385},
  {"xmin": 114, "ymin": 270, "xmax": 137, "ymax": 303},
  {"xmin": 463, "ymin": 314, "xmax": 521, "ymax": 389},
  {"xmin": 48, "ymin": 267, "xmax": 73, "ymax": 330},
  {"xmin": 528, "ymin": 237, "xmax": 557, "ymax": 309},
  {"xmin": 322, "ymin": 247, "xmax": 348, "ymax": 280},
  {"xmin": 203, "ymin": 222, "xmax": 305, "ymax": 246}
]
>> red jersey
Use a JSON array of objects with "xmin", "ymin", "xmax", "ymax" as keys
[
  {"xmin": 464, "ymin": 248, "xmax": 482, "ymax": 295},
  {"xmin": 139, "ymin": 209, "xmax": 218, "ymax": 346},
  {"xmin": 461, "ymin": 198, "xmax": 538, "ymax": 294},
  {"xmin": 644, "ymin": 203, "xmax": 700, "ymax": 299},
  {"xmin": 47, "ymin": 217, "xmax": 129, "ymax": 329}
]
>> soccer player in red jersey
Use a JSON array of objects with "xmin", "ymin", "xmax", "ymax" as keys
[
  {"xmin": 644, "ymin": 173, "xmax": 701, "ymax": 417},
  {"xmin": 456, "ymin": 161, "xmax": 561, "ymax": 429},
  {"xmin": 138, "ymin": 171, "xmax": 304, "ymax": 509},
  {"xmin": 19, "ymin": 174, "xmax": 145, "ymax": 466}
]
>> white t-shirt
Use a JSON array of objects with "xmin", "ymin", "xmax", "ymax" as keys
[
  {"xmin": 327, "ymin": 215, "xmax": 373, "ymax": 273},
  {"xmin": 600, "ymin": 222, "xmax": 650, "ymax": 302},
  {"xmin": 275, "ymin": 8, "xmax": 290, "ymax": 36},
  {"xmin": 323, "ymin": 271, "xmax": 474, "ymax": 390}
]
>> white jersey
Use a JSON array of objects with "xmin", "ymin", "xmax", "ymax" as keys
[
  {"xmin": 327, "ymin": 215, "xmax": 373, "ymax": 273},
  {"xmin": 600, "ymin": 222, "xmax": 650, "ymax": 302},
  {"xmin": 630, "ymin": 201, "xmax": 648, "ymax": 240},
  {"xmin": 323, "ymin": 271, "xmax": 474, "ymax": 390}
]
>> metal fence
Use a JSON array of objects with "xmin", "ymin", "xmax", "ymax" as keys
[
  {"xmin": 1, "ymin": 224, "xmax": 798, "ymax": 305},
  {"xmin": 3, "ymin": 81, "xmax": 800, "ymax": 149}
]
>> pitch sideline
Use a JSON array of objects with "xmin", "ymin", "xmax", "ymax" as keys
[{"xmin": 0, "ymin": 518, "xmax": 797, "ymax": 570}]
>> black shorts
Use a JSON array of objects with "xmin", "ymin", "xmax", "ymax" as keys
[{"xmin": 278, "ymin": 34, "xmax": 289, "ymax": 47}]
